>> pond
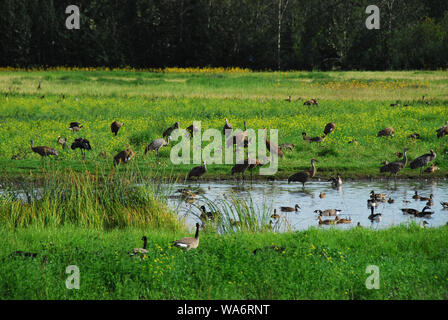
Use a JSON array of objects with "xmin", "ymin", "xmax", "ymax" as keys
[{"xmin": 168, "ymin": 179, "xmax": 448, "ymax": 231}]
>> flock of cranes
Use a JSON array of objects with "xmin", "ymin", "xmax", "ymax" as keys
[{"xmin": 26, "ymin": 115, "xmax": 444, "ymax": 184}]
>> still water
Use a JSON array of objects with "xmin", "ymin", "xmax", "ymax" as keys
[{"xmin": 168, "ymin": 179, "xmax": 448, "ymax": 231}]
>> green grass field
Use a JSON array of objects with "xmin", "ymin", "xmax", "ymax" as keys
[
  {"xmin": 0, "ymin": 69, "xmax": 447, "ymax": 179},
  {"xmin": 1, "ymin": 224, "xmax": 447, "ymax": 299}
]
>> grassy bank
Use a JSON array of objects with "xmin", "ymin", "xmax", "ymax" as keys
[
  {"xmin": 1, "ymin": 224, "xmax": 447, "ymax": 299},
  {"xmin": 1, "ymin": 70, "xmax": 447, "ymax": 180}
]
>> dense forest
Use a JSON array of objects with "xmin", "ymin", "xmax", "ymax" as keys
[{"xmin": 0, "ymin": 0, "xmax": 447, "ymax": 70}]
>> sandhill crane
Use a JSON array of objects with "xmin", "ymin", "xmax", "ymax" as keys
[
  {"xmin": 173, "ymin": 223, "xmax": 200, "ymax": 250},
  {"xmin": 279, "ymin": 143, "xmax": 294, "ymax": 151},
  {"xmin": 111, "ymin": 121, "xmax": 124, "ymax": 136},
  {"xmin": 71, "ymin": 138, "xmax": 92, "ymax": 158},
  {"xmin": 410, "ymin": 149, "xmax": 436, "ymax": 175},
  {"xmin": 436, "ymin": 121, "xmax": 448, "ymax": 138},
  {"xmin": 223, "ymin": 118, "xmax": 233, "ymax": 138},
  {"xmin": 329, "ymin": 174, "xmax": 342, "ymax": 188},
  {"xmin": 69, "ymin": 122, "xmax": 83, "ymax": 132},
  {"xmin": 30, "ymin": 140, "xmax": 58, "ymax": 158},
  {"xmin": 187, "ymin": 161, "xmax": 207, "ymax": 181},
  {"xmin": 113, "ymin": 148, "xmax": 135, "ymax": 167},
  {"xmin": 324, "ymin": 122, "xmax": 335, "ymax": 135},
  {"xmin": 144, "ymin": 136, "xmax": 171, "ymax": 161},
  {"xmin": 57, "ymin": 136, "xmax": 67, "ymax": 149},
  {"xmin": 263, "ymin": 128, "xmax": 283, "ymax": 158},
  {"xmin": 186, "ymin": 124, "xmax": 199, "ymax": 138},
  {"xmin": 163, "ymin": 122, "xmax": 179, "ymax": 138},
  {"xmin": 247, "ymin": 158, "xmax": 263, "ymax": 180},
  {"xmin": 231, "ymin": 161, "xmax": 250, "ymax": 180},
  {"xmin": 380, "ymin": 147, "xmax": 407, "ymax": 179},
  {"xmin": 227, "ymin": 121, "xmax": 249, "ymax": 150},
  {"xmin": 377, "ymin": 127, "xmax": 395, "ymax": 137},
  {"xmin": 288, "ymin": 158, "xmax": 318, "ymax": 189}
]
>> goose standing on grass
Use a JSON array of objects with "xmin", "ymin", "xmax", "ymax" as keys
[
  {"xmin": 111, "ymin": 121, "xmax": 124, "ymax": 136},
  {"xmin": 377, "ymin": 127, "xmax": 394, "ymax": 137},
  {"xmin": 113, "ymin": 148, "xmax": 135, "ymax": 167},
  {"xmin": 69, "ymin": 122, "xmax": 83, "ymax": 132},
  {"xmin": 173, "ymin": 223, "xmax": 200, "ymax": 250},
  {"xmin": 30, "ymin": 140, "xmax": 58, "ymax": 158},
  {"xmin": 129, "ymin": 236, "xmax": 149, "ymax": 258},
  {"xmin": 410, "ymin": 150, "xmax": 436, "ymax": 175},
  {"xmin": 57, "ymin": 136, "xmax": 67, "ymax": 149},
  {"xmin": 324, "ymin": 122, "xmax": 336, "ymax": 135},
  {"xmin": 188, "ymin": 161, "xmax": 207, "ymax": 181},
  {"xmin": 436, "ymin": 121, "xmax": 448, "ymax": 138},
  {"xmin": 223, "ymin": 118, "xmax": 233, "ymax": 138},
  {"xmin": 288, "ymin": 158, "xmax": 318, "ymax": 189}
]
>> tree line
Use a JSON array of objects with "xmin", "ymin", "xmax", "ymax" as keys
[{"xmin": 0, "ymin": 0, "xmax": 447, "ymax": 70}]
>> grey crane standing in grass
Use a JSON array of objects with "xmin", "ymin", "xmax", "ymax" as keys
[
  {"xmin": 71, "ymin": 137, "xmax": 92, "ymax": 159},
  {"xmin": 163, "ymin": 122, "xmax": 179, "ymax": 138},
  {"xmin": 231, "ymin": 161, "xmax": 250, "ymax": 180},
  {"xmin": 410, "ymin": 149, "xmax": 436, "ymax": 175},
  {"xmin": 111, "ymin": 121, "xmax": 124, "ymax": 136},
  {"xmin": 173, "ymin": 223, "xmax": 200, "ymax": 250},
  {"xmin": 187, "ymin": 161, "xmax": 207, "ymax": 181},
  {"xmin": 144, "ymin": 136, "xmax": 171, "ymax": 161},
  {"xmin": 30, "ymin": 140, "xmax": 58, "ymax": 158},
  {"xmin": 288, "ymin": 158, "xmax": 318, "ymax": 189},
  {"xmin": 380, "ymin": 147, "xmax": 407, "ymax": 180}
]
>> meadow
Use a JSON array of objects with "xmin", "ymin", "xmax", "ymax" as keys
[
  {"xmin": 1, "ymin": 224, "xmax": 448, "ymax": 299},
  {"xmin": 1, "ymin": 69, "xmax": 448, "ymax": 300},
  {"xmin": 0, "ymin": 69, "xmax": 447, "ymax": 179}
]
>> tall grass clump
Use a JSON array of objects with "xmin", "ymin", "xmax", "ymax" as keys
[
  {"xmin": 197, "ymin": 192, "xmax": 291, "ymax": 233},
  {"xmin": 0, "ymin": 168, "xmax": 183, "ymax": 231}
]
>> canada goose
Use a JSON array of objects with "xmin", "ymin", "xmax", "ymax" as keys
[
  {"xmin": 314, "ymin": 209, "xmax": 341, "ymax": 216},
  {"xmin": 387, "ymin": 198, "xmax": 394, "ymax": 204},
  {"xmin": 317, "ymin": 216, "xmax": 337, "ymax": 225},
  {"xmin": 200, "ymin": 205, "xmax": 217, "ymax": 222},
  {"xmin": 271, "ymin": 209, "xmax": 281, "ymax": 219},
  {"xmin": 370, "ymin": 190, "xmax": 386, "ymax": 200},
  {"xmin": 441, "ymin": 202, "xmax": 448, "ymax": 209},
  {"xmin": 419, "ymin": 194, "xmax": 433, "ymax": 202},
  {"xmin": 412, "ymin": 191, "xmax": 421, "ymax": 200},
  {"xmin": 319, "ymin": 192, "xmax": 326, "ymax": 198},
  {"xmin": 173, "ymin": 223, "xmax": 200, "ymax": 250},
  {"xmin": 280, "ymin": 204, "xmax": 300, "ymax": 212},
  {"xmin": 367, "ymin": 199, "xmax": 378, "ymax": 208},
  {"xmin": 401, "ymin": 206, "xmax": 433, "ymax": 217},
  {"xmin": 422, "ymin": 221, "xmax": 429, "ymax": 228},
  {"xmin": 230, "ymin": 219, "xmax": 241, "ymax": 227},
  {"xmin": 356, "ymin": 222, "xmax": 363, "ymax": 228},
  {"xmin": 129, "ymin": 236, "xmax": 149, "ymax": 257},
  {"xmin": 329, "ymin": 174, "xmax": 342, "ymax": 188},
  {"xmin": 368, "ymin": 206, "xmax": 382, "ymax": 222},
  {"xmin": 335, "ymin": 216, "xmax": 352, "ymax": 224}
]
